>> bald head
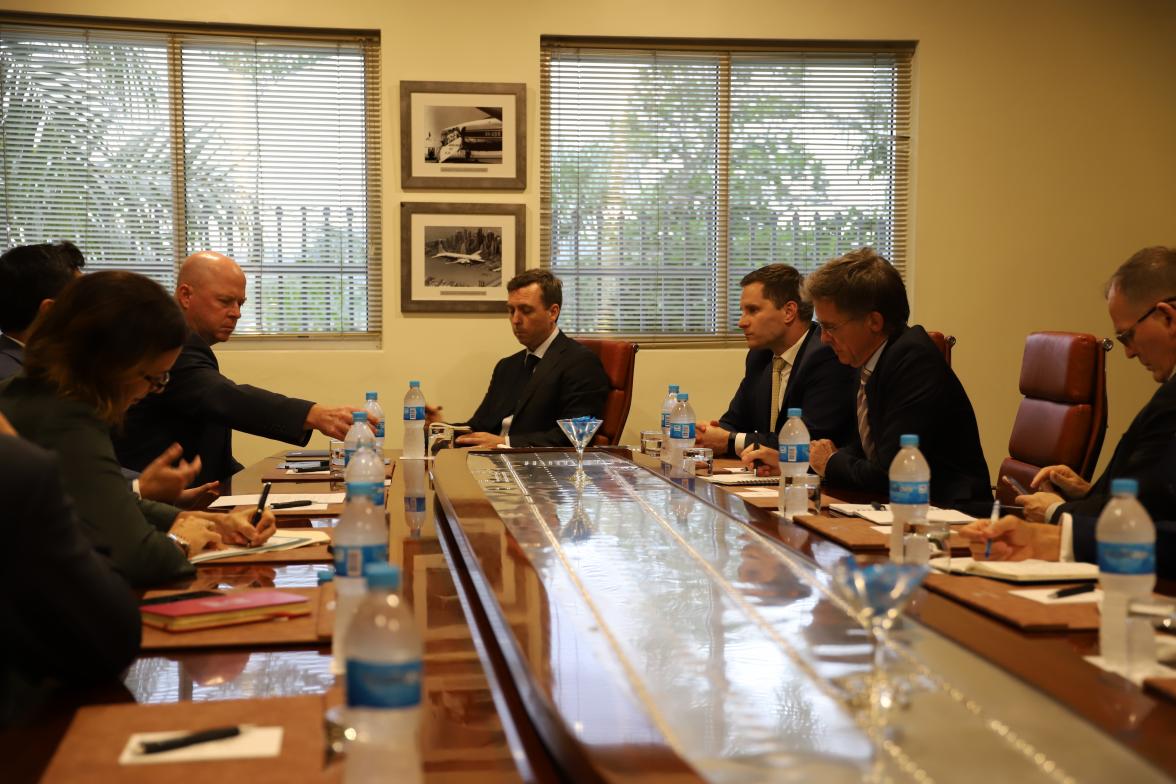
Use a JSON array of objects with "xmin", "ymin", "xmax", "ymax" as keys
[{"xmin": 176, "ymin": 251, "xmax": 247, "ymax": 344}]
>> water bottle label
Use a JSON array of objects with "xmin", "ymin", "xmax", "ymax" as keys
[
  {"xmin": 344, "ymin": 447, "xmax": 355, "ymax": 466},
  {"xmin": 374, "ymin": 421, "xmax": 385, "ymax": 438},
  {"xmin": 783, "ymin": 443, "xmax": 810, "ymax": 464},
  {"xmin": 669, "ymin": 422, "xmax": 695, "ymax": 440},
  {"xmin": 661, "ymin": 411, "xmax": 670, "ymax": 430},
  {"xmin": 1098, "ymin": 541, "xmax": 1156, "ymax": 575},
  {"xmin": 333, "ymin": 542, "xmax": 388, "ymax": 577},
  {"xmin": 889, "ymin": 480, "xmax": 929, "ymax": 505},
  {"xmin": 404, "ymin": 496, "xmax": 426, "ymax": 513},
  {"xmin": 345, "ymin": 659, "xmax": 422, "ymax": 709},
  {"xmin": 346, "ymin": 481, "xmax": 385, "ymax": 507},
  {"xmin": 403, "ymin": 406, "xmax": 426, "ymax": 421}
]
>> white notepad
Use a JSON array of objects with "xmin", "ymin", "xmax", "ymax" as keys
[
  {"xmin": 209, "ymin": 492, "xmax": 346, "ymax": 511},
  {"xmin": 930, "ymin": 557, "xmax": 1099, "ymax": 582},
  {"xmin": 189, "ymin": 530, "xmax": 331, "ymax": 564},
  {"xmin": 830, "ymin": 503, "xmax": 975, "ymax": 525},
  {"xmin": 703, "ymin": 473, "xmax": 779, "ymax": 487}
]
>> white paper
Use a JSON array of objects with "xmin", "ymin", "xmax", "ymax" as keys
[
  {"xmin": 704, "ymin": 474, "xmax": 779, "ymax": 486},
  {"xmin": 119, "ymin": 725, "xmax": 283, "ymax": 765},
  {"xmin": 1083, "ymin": 656, "xmax": 1176, "ymax": 686},
  {"xmin": 736, "ymin": 488, "xmax": 779, "ymax": 498},
  {"xmin": 209, "ymin": 493, "xmax": 346, "ymax": 511},
  {"xmin": 830, "ymin": 503, "xmax": 974, "ymax": 525},
  {"xmin": 189, "ymin": 530, "xmax": 331, "ymax": 564},
  {"xmin": 930, "ymin": 556, "xmax": 1099, "ymax": 582},
  {"xmin": 284, "ymin": 469, "xmax": 330, "ymax": 476},
  {"xmin": 1009, "ymin": 587, "xmax": 1103, "ymax": 605}
]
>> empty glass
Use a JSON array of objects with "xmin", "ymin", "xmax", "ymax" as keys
[
  {"xmin": 639, "ymin": 429, "xmax": 664, "ymax": 458},
  {"xmin": 557, "ymin": 417, "xmax": 602, "ymax": 486}
]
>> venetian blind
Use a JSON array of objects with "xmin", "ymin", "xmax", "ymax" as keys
[
  {"xmin": 0, "ymin": 19, "xmax": 382, "ymax": 338},
  {"xmin": 540, "ymin": 39, "xmax": 912, "ymax": 343}
]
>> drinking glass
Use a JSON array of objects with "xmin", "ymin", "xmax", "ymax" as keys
[
  {"xmin": 639, "ymin": 429, "xmax": 664, "ymax": 458},
  {"xmin": 557, "ymin": 417, "xmax": 602, "ymax": 486}
]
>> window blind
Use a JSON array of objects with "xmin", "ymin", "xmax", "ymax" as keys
[
  {"xmin": 0, "ymin": 19, "xmax": 382, "ymax": 338},
  {"xmin": 540, "ymin": 39, "xmax": 912, "ymax": 343}
]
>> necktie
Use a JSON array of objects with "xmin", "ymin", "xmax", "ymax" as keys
[
  {"xmin": 768, "ymin": 355, "xmax": 787, "ymax": 433},
  {"xmin": 522, "ymin": 353, "xmax": 538, "ymax": 375},
  {"xmin": 857, "ymin": 367, "xmax": 874, "ymax": 460}
]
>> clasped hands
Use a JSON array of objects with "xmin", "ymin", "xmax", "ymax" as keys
[{"xmin": 735, "ymin": 438, "xmax": 838, "ymax": 476}]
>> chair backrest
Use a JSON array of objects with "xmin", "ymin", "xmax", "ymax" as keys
[
  {"xmin": 996, "ymin": 331, "xmax": 1111, "ymax": 506},
  {"xmin": 575, "ymin": 338, "xmax": 639, "ymax": 446},
  {"xmin": 925, "ymin": 331, "xmax": 957, "ymax": 367}
]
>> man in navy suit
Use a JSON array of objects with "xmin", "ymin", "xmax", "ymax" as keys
[
  {"xmin": 435, "ymin": 269, "xmax": 609, "ymax": 448},
  {"xmin": 695, "ymin": 264, "xmax": 856, "ymax": 456}
]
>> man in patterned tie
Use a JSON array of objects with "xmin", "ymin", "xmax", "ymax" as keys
[{"xmin": 696, "ymin": 264, "xmax": 856, "ymax": 456}]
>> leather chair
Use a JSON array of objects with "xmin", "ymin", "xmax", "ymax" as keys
[
  {"xmin": 996, "ymin": 332, "xmax": 1111, "ymax": 506},
  {"xmin": 576, "ymin": 339, "xmax": 639, "ymax": 446},
  {"xmin": 926, "ymin": 331, "xmax": 957, "ymax": 367}
]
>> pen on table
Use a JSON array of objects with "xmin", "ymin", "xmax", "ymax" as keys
[
  {"xmin": 138, "ymin": 725, "xmax": 242, "ymax": 755},
  {"xmin": 870, "ymin": 501, "xmax": 887, "ymax": 511},
  {"xmin": 251, "ymin": 482, "xmax": 272, "ymax": 526},
  {"xmin": 1049, "ymin": 584, "xmax": 1096, "ymax": 600},
  {"xmin": 270, "ymin": 499, "xmax": 314, "ymax": 509},
  {"xmin": 985, "ymin": 498, "xmax": 1000, "ymax": 560}
]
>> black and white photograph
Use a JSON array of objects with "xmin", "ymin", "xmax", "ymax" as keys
[
  {"xmin": 400, "ymin": 81, "xmax": 526, "ymax": 189},
  {"xmin": 401, "ymin": 202, "xmax": 526, "ymax": 313}
]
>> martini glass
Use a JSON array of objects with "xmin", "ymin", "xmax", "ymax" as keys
[{"xmin": 557, "ymin": 416, "xmax": 602, "ymax": 487}]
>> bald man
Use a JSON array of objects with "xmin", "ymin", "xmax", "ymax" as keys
[{"xmin": 114, "ymin": 252, "xmax": 360, "ymax": 486}]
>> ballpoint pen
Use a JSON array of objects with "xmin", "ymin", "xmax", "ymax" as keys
[
  {"xmin": 138, "ymin": 725, "xmax": 242, "ymax": 755},
  {"xmin": 985, "ymin": 498, "xmax": 999, "ymax": 560},
  {"xmin": 270, "ymin": 499, "xmax": 313, "ymax": 509},
  {"xmin": 1049, "ymin": 584, "xmax": 1096, "ymax": 600},
  {"xmin": 251, "ymin": 482, "xmax": 272, "ymax": 526}
]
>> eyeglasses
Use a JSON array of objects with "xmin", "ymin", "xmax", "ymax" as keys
[
  {"xmin": 818, "ymin": 316, "xmax": 862, "ymax": 336},
  {"xmin": 143, "ymin": 371, "xmax": 170, "ymax": 393},
  {"xmin": 1115, "ymin": 297, "xmax": 1176, "ymax": 347}
]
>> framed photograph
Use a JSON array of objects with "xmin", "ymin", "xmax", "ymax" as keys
[
  {"xmin": 400, "ymin": 81, "xmax": 526, "ymax": 189},
  {"xmin": 401, "ymin": 202, "xmax": 525, "ymax": 313}
]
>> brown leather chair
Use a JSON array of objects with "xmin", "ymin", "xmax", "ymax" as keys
[
  {"xmin": 926, "ymin": 331, "xmax": 957, "ymax": 367},
  {"xmin": 996, "ymin": 332, "xmax": 1112, "ymax": 506},
  {"xmin": 576, "ymin": 339, "xmax": 639, "ymax": 446}
]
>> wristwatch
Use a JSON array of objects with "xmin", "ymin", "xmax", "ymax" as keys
[{"xmin": 168, "ymin": 532, "xmax": 191, "ymax": 556}]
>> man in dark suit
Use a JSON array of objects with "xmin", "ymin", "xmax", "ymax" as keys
[
  {"xmin": 796, "ymin": 247, "xmax": 990, "ymax": 508},
  {"xmin": 696, "ymin": 264, "xmax": 856, "ymax": 456},
  {"xmin": 114, "ymin": 252, "xmax": 361, "ymax": 485},
  {"xmin": 436, "ymin": 269, "xmax": 609, "ymax": 448},
  {"xmin": 0, "ymin": 241, "xmax": 85, "ymax": 381}
]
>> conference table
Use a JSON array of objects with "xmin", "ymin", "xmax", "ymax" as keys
[{"xmin": 13, "ymin": 445, "xmax": 1176, "ymax": 782}]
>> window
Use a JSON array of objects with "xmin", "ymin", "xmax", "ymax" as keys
[
  {"xmin": 540, "ymin": 39, "xmax": 912, "ymax": 342},
  {"xmin": 0, "ymin": 18, "xmax": 382, "ymax": 338}
]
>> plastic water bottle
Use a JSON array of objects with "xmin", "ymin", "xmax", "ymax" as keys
[
  {"xmin": 1097, "ymin": 478, "xmax": 1157, "ymax": 674},
  {"xmin": 889, "ymin": 434, "xmax": 930, "ymax": 563},
  {"xmin": 344, "ymin": 563, "xmax": 423, "ymax": 784},
  {"xmin": 363, "ymin": 392, "xmax": 385, "ymax": 452},
  {"xmin": 346, "ymin": 445, "xmax": 386, "ymax": 508},
  {"xmin": 403, "ymin": 381, "xmax": 426, "ymax": 459},
  {"xmin": 777, "ymin": 408, "xmax": 810, "ymax": 520},
  {"xmin": 402, "ymin": 458, "xmax": 427, "ymax": 538},
  {"xmin": 344, "ymin": 410, "xmax": 376, "ymax": 466},
  {"xmin": 333, "ymin": 493, "xmax": 388, "ymax": 674},
  {"xmin": 660, "ymin": 384, "xmax": 681, "ymax": 439},
  {"xmin": 667, "ymin": 392, "xmax": 695, "ymax": 475}
]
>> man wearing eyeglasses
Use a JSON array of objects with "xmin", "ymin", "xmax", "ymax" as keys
[{"xmin": 1016, "ymin": 246, "xmax": 1176, "ymax": 524}]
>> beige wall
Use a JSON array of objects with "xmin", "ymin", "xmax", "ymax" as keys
[{"xmin": 6, "ymin": 0, "xmax": 1176, "ymax": 477}]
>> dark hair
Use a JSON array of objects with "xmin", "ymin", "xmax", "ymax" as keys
[
  {"xmin": 804, "ymin": 247, "xmax": 909, "ymax": 335},
  {"xmin": 740, "ymin": 264, "xmax": 813, "ymax": 321},
  {"xmin": 507, "ymin": 268, "xmax": 563, "ymax": 310},
  {"xmin": 24, "ymin": 271, "xmax": 186, "ymax": 423},
  {"xmin": 1106, "ymin": 246, "xmax": 1176, "ymax": 306},
  {"xmin": 0, "ymin": 241, "xmax": 87, "ymax": 333}
]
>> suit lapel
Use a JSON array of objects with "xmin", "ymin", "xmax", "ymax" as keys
[
  {"xmin": 513, "ymin": 332, "xmax": 568, "ymax": 416},
  {"xmin": 780, "ymin": 325, "xmax": 819, "ymax": 413}
]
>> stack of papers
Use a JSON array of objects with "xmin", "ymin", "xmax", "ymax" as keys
[
  {"xmin": 930, "ymin": 557, "xmax": 1099, "ymax": 582},
  {"xmin": 830, "ymin": 503, "xmax": 974, "ymax": 526}
]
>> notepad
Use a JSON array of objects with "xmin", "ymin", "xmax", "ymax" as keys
[
  {"xmin": 189, "ymin": 530, "xmax": 331, "ymax": 564},
  {"xmin": 830, "ymin": 503, "xmax": 975, "ymax": 525},
  {"xmin": 930, "ymin": 557, "xmax": 1099, "ymax": 582},
  {"xmin": 209, "ymin": 492, "xmax": 346, "ymax": 511},
  {"xmin": 703, "ymin": 473, "xmax": 779, "ymax": 487},
  {"xmin": 119, "ymin": 725, "xmax": 283, "ymax": 765}
]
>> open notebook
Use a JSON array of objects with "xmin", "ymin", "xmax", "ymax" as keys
[
  {"xmin": 190, "ymin": 530, "xmax": 331, "ymax": 564},
  {"xmin": 703, "ymin": 473, "xmax": 779, "ymax": 487},
  {"xmin": 830, "ymin": 503, "xmax": 975, "ymax": 525},
  {"xmin": 930, "ymin": 557, "xmax": 1099, "ymax": 582}
]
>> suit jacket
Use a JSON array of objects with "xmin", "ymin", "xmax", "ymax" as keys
[
  {"xmin": 465, "ymin": 331, "xmax": 610, "ymax": 447},
  {"xmin": 717, "ymin": 325, "xmax": 857, "ymax": 453},
  {"xmin": 0, "ymin": 334, "xmax": 22, "ymax": 382},
  {"xmin": 824, "ymin": 325, "xmax": 992, "ymax": 509},
  {"xmin": 0, "ymin": 435, "xmax": 141, "ymax": 725},
  {"xmin": 1058, "ymin": 375, "xmax": 1176, "ymax": 521},
  {"xmin": 115, "ymin": 331, "xmax": 314, "ymax": 485},
  {"xmin": 0, "ymin": 376, "xmax": 192, "ymax": 587}
]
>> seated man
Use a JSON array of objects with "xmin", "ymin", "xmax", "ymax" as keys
[
  {"xmin": 433, "ymin": 269, "xmax": 609, "ymax": 448},
  {"xmin": 1017, "ymin": 246, "xmax": 1176, "ymax": 523},
  {"xmin": 746, "ymin": 247, "xmax": 991, "ymax": 509},
  {"xmin": 114, "ymin": 251, "xmax": 361, "ymax": 485},
  {"xmin": 695, "ymin": 264, "xmax": 856, "ymax": 456},
  {"xmin": 0, "ymin": 241, "xmax": 85, "ymax": 380}
]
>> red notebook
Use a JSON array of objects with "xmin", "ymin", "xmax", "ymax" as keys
[{"xmin": 141, "ymin": 589, "xmax": 311, "ymax": 632}]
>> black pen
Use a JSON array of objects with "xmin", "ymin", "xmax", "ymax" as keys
[
  {"xmin": 1049, "ymin": 584, "xmax": 1096, "ymax": 600},
  {"xmin": 251, "ymin": 482, "xmax": 272, "ymax": 526},
  {"xmin": 138, "ymin": 725, "xmax": 241, "ymax": 755},
  {"xmin": 271, "ymin": 499, "xmax": 313, "ymax": 509},
  {"xmin": 870, "ymin": 501, "xmax": 887, "ymax": 511}
]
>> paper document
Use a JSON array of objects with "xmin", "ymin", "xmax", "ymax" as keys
[
  {"xmin": 830, "ymin": 503, "xmax": 974, "ymax": 525},
  {"xmin": 930, "ymin": 557, "xmax": 1099, "ymax": 582},
  {"xmin": 1009, "ymin": 587, "xmax": 1102, "ymax": 605},
  {"xmin": 210, "ymin": 492, "xmax": 345, "ymax": 511},
  {"xmin": 119, "ymin": 725, "xmax": 283, "ymax": 765},
  {"xmin": 704, "ymin": 474, "xmax": 779, "ymax": 487},
  {"xmin": 190, "ymin": 530, "xmax": 331, "ymax": 564}
]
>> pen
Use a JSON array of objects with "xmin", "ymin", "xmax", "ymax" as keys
[
  {"xmin": 251, "ymin": 482, "xmax": 272, "ymax": 526},
  {"xmin": 138, "ymin": 725, "xmax": 241, "ymax": 755},
  {"xmin": 293, "ymin": 465, "xmax": 328, "ymax": 473},
  {"xmin": 1049, "ymin": 583, "xmax": 1096, "ymax": 600},
  {"xmin": 870, "ymin": 501, "xmax": 887, "ymax": 511},
  {"xmin": 985, "ymin": 498, "xmax": 1000, "ymax": 560},
  {"xmin": 271, "ymin": 499, "xmax": 313, "ymax": 509}
]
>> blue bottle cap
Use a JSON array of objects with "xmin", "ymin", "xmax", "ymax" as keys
[
  {"xmin": 677, "ymin": 393, "xmax": 689, "ymax": 401},
  {"xmin": 364, "ymin": 563, "xmax": 401, "ymax": 590},
  {"xmin": 365, "ymin": 391, "xmax": 377, "ymax": 400},
  {"xmin": 669, "ymin": 384, "xmax": 679, "ymax": 393},
  {"xmin": 316, "ymin": 568, "xmax": 334, "ymax": 584},
  {"xmin": 787, "ymin": 408, "xmax": 802, "ymax": 418},
  {"xmin": 409, "ymin": 380, "xmax": 420, "ymax": 388},
  {"xmin": 899, "ymin": 434, "xmax": 919, "ymax": 448},
  {"xmin": 1111, "ymin": 478, "xmax": 1139, "ymax": 496},
  {"xmin": 353, "ymin": 411, "xmax": 368, "ymax": 422}
]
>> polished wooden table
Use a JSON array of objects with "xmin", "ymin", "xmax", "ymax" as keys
[{"xmin": 429, "ymin": 446, "xmax": 1176, "ymax": 783}]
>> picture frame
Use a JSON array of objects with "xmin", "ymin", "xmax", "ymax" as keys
[
  {"xmin": 400, "ymin": 202, "xmax": 526, "ymax": 313},
  {"xmin": 400, "ymin": 81, "xmax": 526, "ymax": 190}
]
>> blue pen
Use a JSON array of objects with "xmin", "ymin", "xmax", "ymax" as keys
[{"xmin": 984, "ymin": 498, "xmax": 999, "ymax": 559}]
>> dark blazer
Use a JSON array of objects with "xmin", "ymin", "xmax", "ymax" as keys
[
  {"xmin": 0, "ymin": 334, "xmax": 22, "ymax": 381},
  {"xmin": 0, "ymin": 435, "xmax": 140, "ymax": 724},
  {"xmin": 115, "ymin": 331, "xmax": 315, "ymax": 485},
  {"xmin": 717, "ymin": 325, "xmax": 857, "ymax": 453},
  {"xmin": 824, "ymin": 324, "xmax": 992, "ymax": 509},
  {"xmin": 1058, "ymin": 375, "xmax": 1176, "ymax": 521},
  {"xmin": 465, "ymin": 330, "xmax": 610, "ymax": 447},
  {"xmin": 0, "ymin": 376, "xmax": 192, "ymax": 587}
]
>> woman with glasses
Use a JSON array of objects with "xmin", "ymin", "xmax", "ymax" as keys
[{"xmin": 0, "ymin": 271, "xmax": 276, "ymax": 587}]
